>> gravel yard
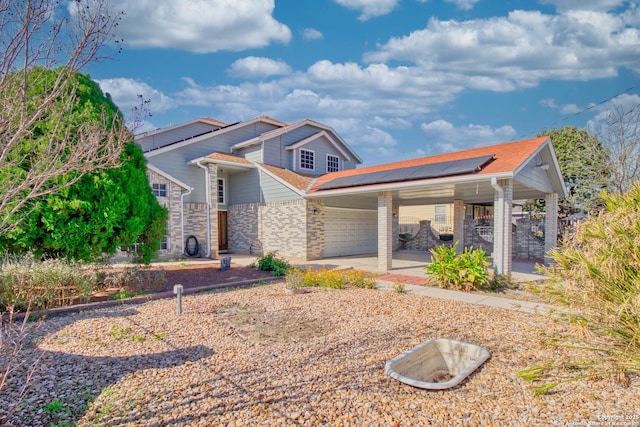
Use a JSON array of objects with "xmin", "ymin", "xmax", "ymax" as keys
[{"xmin": 2, "ymin": 283, "xmax": 639, "ymax": 426}]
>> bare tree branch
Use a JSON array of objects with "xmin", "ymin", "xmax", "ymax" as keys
[
  {"xmin": 0, "ymin": 0, "xmax": 129, "ymax": 233},
  {"xmin": 601, "ymin": 104, "xmax": 640, "ymax": 194}
]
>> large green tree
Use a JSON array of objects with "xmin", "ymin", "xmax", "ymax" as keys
[
  {"xmin": 531, "ymin": 126, "xmax": 613, "ymax": 215},
  {"xmin": 0, "ymin": 0, "xmax": 127, "ymax": 233},
  {"xmin": 0, "ymin": 69, "xmax": 167, "ymax": 262}
]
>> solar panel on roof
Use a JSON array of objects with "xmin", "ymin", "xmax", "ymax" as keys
[{"xmin": 315, "ymin": 154, "xmax": 495, "ymax": 191}]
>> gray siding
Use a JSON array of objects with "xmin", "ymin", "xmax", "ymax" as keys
[
  {"xmin": 260, "ymin": 171, "xmax": 302, "ymax": 202},
  {"xmin": 515, "ymin": 156, "xmax": 553, "ymax": 193},
  {"xmin": 237, "ymin": 144, "xmax": 263, "ymax": 162},
  {"xmin": 290, "ymin": 136, "xmax": 350, "ymax": 175},
  {"xmin": 228, "ymin": 170, "xmax": 261, "ymax": 205},
  {"xmin": 145, "ymin": 122, "xmax": 282, "ymax": 203}
]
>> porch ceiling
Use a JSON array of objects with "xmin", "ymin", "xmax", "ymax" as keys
[{"xmin": 312, "ymin": 176, "xmax": 546, "ymax": 208}]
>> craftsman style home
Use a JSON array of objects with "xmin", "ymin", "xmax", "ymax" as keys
[{"xmin": 137, "ymin": 116, "xmax": 566, "ymax": 275}]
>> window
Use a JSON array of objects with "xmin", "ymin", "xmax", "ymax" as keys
[
  {"xmin": 327, "ymin": 154, "xmax": 340, "ymax": 173},
  {"xmin": 160, "ymin": 234, "xmax": 168, "ymax": 250},
  {"xmin": 217, "ymin": 178, "xmax": 225, "ymax": 204},
  {"xmin": 152, "ymin": 183, "xmax": 167, "ymax": 197},
  {"xmin": 434, "ymin": 205, "xmax": 447, "ymax": 226},
  {"xmin": 299, "ymin": 149, "xmax": 315, "ymax": 171}
]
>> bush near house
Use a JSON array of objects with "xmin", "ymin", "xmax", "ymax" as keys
[
  {"xmin": 520, "ymin": 184, "xmax": 640, "ymax": 394},
  {"xmin": 424, "ymin": 243, "xmax": 491, "ymax": 292},
  {"xmin": 255, "ymin": 252, "xmax": 291, "ymax": 276}
]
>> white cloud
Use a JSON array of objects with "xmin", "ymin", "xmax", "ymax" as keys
[
  {"xmin": 333, "ymin": 0, "xmax": 399, "ymax": 21},
  {"xmin": 587, "ymin": 93, "xmax": 640, "ymax": 133},
  {"xmin": 539, "ymin": 0, "xmax": 627, "ymax": 12},
  {"xmin": 105, "ymin": 0, "xmax": 291, "ymax": 53},
  {"xmin": 227, "ymin": 57, "xmax": 292, "ymax": 79},
  {"xmin": 539, "ymin": 98, "xmax": 558, "ymax": 108},
  {"xmin": 97, "ymin": 78, "xmax": 176, "ymax": 114},
  {"xmin": 420, "ymin": 120, "xmax": 517, "ymax": 153},
  {"xmin": 559, "ymin": 104, "xmax": 582, "ymax": 114},
  {"xmin": 445, "ymin": 0, "xmax": 480, "ymax": 11},
  {"xmin": 302, "ymin": 28, "xmax": 324, "ymax": 40},
  {"xmin": 364, "ymin": 8, "xmax": 640, "ymax": 90}
]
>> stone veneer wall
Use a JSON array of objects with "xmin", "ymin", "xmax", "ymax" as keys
[
  {"xmin": 513, "ymin": 217, "xmax": 545, "ymax": 261},
  {"xmin": 228, "ymin": 199, "xmax": 317, "ymax": 262},
  {"xmin": 306, "ymin": 199, "xmax": 324, "ymax": 260},
  {"xmin": 228, "ymin": 203, "xmax": 261, "ymax": 256},
  {"xmin": 400, "ymin": 220, "xmax": 454, "ymax": 251},
  {"xmin": 463, "ymin": 219, "xmax": 494, "ymax": 253},
  {"xmin": 183, "ymin": 203, "xmax": 208, "ymax": 257}
]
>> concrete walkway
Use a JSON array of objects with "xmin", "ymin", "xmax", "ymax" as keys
[{"xmin": 228, "ymin": 251, "xmax": 555, "ymax": 316}]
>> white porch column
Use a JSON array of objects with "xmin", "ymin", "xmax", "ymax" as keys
[
  {"xmin": 378, "ymin": 191, "xmax": 393, "ymax": 272},
  {"xmin": 491, "ymin": 178, "xmax": 513, "ymax": 275},
  {"xmin": 544, "ymin": 192, "xmax": 559, "ymax": 265},
  {"xmin": 453, "ymin": 199, "xmax": 465, "ymax": 252}
]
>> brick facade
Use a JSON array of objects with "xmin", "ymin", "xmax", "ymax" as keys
[{"xmin": 227, "ymin": 199, "xmax": 324, "ymax": 262}]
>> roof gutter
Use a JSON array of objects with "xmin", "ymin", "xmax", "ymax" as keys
[
  {"xmin": 180, "ymin": 186, "xmax": 192, "ymax": 256},
  {"xmin": 195, "ymin": 161, "xmax": 211, "ymax": 258}
]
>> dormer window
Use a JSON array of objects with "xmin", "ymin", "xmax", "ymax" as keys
[
  {"xmin": 327, "ymin": 154, "xmax": 340, "ymax": 173},
  {"xmin": 300, "ymin": 149, "xmax": 315, "ymax": 171}
]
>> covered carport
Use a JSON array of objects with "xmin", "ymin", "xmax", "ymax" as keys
[{"xmin": 306, "ymin": 136, "xmax": 567, "ymax": 275}]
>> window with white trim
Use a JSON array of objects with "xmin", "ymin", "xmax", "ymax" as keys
[
  {"xmin": 217, "ymin": 178, "xmax": 225, "ymax": 204},
  {"xmin": 327, "ymin": 154, "xmax": 340, "ymax": 173},
  {"xmin": 299, "ymin": 149, "xmax": 315, "ymax": 171},
  {"xmin": 152, "ymin": 183, "xmax": 167, "ymax": 197}
]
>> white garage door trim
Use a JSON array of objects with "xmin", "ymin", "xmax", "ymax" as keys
[{"xmin": 324, "ymin": 207, "xmax": 378, "ymax": 257}]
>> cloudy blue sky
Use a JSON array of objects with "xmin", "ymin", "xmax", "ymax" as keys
[{"xmin": 88, "ymin": 0, "xmax": 640, "ymax": 167}]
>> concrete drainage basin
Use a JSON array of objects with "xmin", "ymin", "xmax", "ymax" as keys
[{"xmin": 385, "ymin": 338, "xmax": 490, "ymax": 390}]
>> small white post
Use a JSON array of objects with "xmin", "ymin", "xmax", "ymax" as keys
[{"xmin": 173, "ymin": 284, "xmax": 184, "ymax": 315}]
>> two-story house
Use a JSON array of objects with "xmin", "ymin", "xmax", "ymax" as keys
[
  {"xmin": 138, "ymin": 115, "xmax": 566, "ymax": 275},
  {"xmin": 137, "ymin": 116, "xmax": 363, "ymax": 262}
]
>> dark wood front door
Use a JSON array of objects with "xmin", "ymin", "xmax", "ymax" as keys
[{"xmin": 218, "ymin": 211, "xmax": 228, "ymax": 251}]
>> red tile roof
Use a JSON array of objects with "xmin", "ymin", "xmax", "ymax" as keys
[
  {"xmin": 310, "ymin": 136, "xmax": 549, "ymax": 192},
  {"xmin": 205, "ymin": 152, "xmax": 253, "ymax": 165},
  {"xmin": 258, "ymin": 163, "xmax": 314, "ymax": 191}
]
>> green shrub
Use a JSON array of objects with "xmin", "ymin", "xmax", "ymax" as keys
[
  {"xmin": 0, "ymin": 254, "xmax": 98, "ymax": 311},
  {"xmin": 521, "ymin": 184, "xmax": 640, "ymax": 394},
  {"xmin": 255, "ymin": 252, "xmax": 291, "ymax": 276},
  {"xmin": 424, "ymin": 243, "xmax": 490, "ymax": 292}
]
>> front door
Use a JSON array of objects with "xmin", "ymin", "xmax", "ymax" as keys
[{"xmin": 218, "ymin": 211, "xmax": 228, "ymax": 251}]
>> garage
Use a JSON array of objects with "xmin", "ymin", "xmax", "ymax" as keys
[{"xmin": 324, "ymin": 208, "xmax": 378, "ymax": 257}]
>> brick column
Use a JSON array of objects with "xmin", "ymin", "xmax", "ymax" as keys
[
  {"xmin": 378, "ymin": 191, "xmax": 393, "ymax": 272},
  {"xmin": 453, "ymin": 199, "xmax": 465, "ymax": 252},
  {"xmin": 544, "ymin": 192, "xmax": 558, "ymax": 265},
  {"xmin": 207, "ymin": 163, "xmax": 219, "ymax": 259}
]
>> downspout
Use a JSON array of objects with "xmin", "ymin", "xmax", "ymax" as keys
[
  {"xmin": 180, "ymin": 186, "xmax": 192, "ymax": 256},
  {"xmin": 196, "ymin": 161, "xmax": 212, "ymax": 257},
  {"xmin": 490, "ymin": 177, "xmax": 504, "ymax": 275}
]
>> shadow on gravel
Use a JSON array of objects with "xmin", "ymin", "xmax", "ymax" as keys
[{"xmin": 0, "ymin": 308, "xmax": 214, "ymax": 426}]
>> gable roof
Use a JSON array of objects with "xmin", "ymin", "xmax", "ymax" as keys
[{"xmin": 231, "ymin": 118, "xmax": 363, "ymax": 164}]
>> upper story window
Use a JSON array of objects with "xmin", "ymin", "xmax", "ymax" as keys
[
  {"xmin": 327, "ymin": 154, "xmax": 340, "ymax": 173},
  {"xmin": 299, "ymin": 149, "xmax": 315, "ymax": 171},
  {"xmin": 152, "ymin": 183, "xmax": 167, "ymax": 197},
  {"xmin": 217, "ymin": 178, "xmax": 225, "ymax": 204}
]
